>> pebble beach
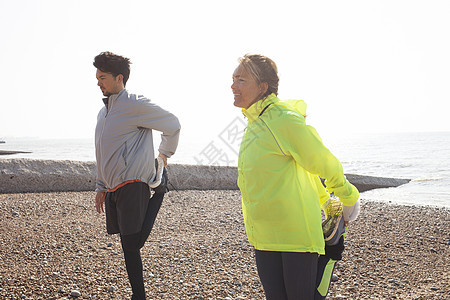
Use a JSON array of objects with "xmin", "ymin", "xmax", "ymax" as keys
[{"xmin": 0, "ymin": 190, "xmax": 449, "ymax": 299}]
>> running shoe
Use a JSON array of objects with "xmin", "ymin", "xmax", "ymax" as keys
[
  {"xmin": 153, "ymin": 168, "xmax": 168, "ymax": 194},
  {"xmin": 149, "ymin": 157, "xmax": 164, "ymax": 189},
  {"xmin": 322, "ymin": 198, "xmax": 346, "ymax": 246}
]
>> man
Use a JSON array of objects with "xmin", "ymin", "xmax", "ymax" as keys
[{"xmin": 93, "ymin": 51, "xmax": 180, "ymax": 299}]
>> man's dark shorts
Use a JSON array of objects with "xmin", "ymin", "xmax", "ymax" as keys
[{"xmin": 105, "ymin": 182, "xmax": 150, "ymax": 235}]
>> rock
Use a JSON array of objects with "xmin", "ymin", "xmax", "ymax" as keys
[
  {"xmin": 70, "ymin": 290, "xmax": 81, "ymax": 297},
  {"xmin": 107, "ymin": 286, "xmax": 115, "ymax": 292},
  {"xmin": 334, "ymin": 174, "xmax": 410, "ymax": 193},
  {"xmin": 331, "ymin": 274, "xmax": 339, "ymax": 282},
  {"xmin": 0, "ymin": 159, "xmax": 410, "ymax": 193},
  {"xmin": 0, "ymin": 159, "xmax": 97, "ymax": 193},
  {"xmin": 0, "ymin": 150, "xmax": 31, "ymax": 155},
  {"xmin": 57, "ymin": 287, "xmax": 66, "ymax": 293},
  {"xmin": 107, "ymin": 242, "xmax": 113, "ymax": 247},
  {"xmin": 388, "ymin": 279, "xmax": 400, "ymax": 286}
]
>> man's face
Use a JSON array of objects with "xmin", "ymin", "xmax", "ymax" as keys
[{"xmin": 96, "ymin": 69, "xmax": 123, "ymax": 97}]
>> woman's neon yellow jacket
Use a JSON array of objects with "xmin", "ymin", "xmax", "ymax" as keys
[{"xmin": 238, "ymin": 94, "xmax": 359, "ymax": 254}]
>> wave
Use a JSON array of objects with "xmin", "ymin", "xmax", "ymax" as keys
[{"xmin": 412, "ymin": 177, "xmax": 444, "ymax": 182}]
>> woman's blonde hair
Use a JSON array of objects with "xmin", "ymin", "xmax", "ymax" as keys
[{"xmin": 238, "ymin": 54, "xmax": 279, "ymax": 98}]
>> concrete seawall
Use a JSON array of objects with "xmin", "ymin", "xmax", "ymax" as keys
[{"xmin": 0, "ymin": 158, "xmax": 410, "ymax": 194}]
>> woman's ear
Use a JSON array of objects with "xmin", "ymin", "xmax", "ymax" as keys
[{"xmin": 260, "ymin": 82, "xmax": 269, "ymax": 94}]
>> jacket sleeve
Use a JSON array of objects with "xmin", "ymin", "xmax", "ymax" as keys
[
  {"xmin": 275, "ymin": 113, "xmax": 359, "ymax": 206},
  {"xmin": 134, "ymin": 98, "xmax": 181, "ymax": 158},
  {"xmin": 95, "ymin": 179, "xmax": 107, "ymax": 193}
]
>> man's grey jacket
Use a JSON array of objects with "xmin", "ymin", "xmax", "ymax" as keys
[{"xmin": 95, "ymin": 89, "xmax": 181, "ymax": 192}]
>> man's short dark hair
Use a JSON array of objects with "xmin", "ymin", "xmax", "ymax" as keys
[{"xmin": 93, "ymin": 52, "xmax": 131, "ymax": 86}]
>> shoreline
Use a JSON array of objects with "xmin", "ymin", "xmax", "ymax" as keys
[{"xmin": 0, "ymin": 190, "xmax": 448, "ymax": 299}]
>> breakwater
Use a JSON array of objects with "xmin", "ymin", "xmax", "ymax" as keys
[{"xmin": 0, "ymin": 158, "xmax": 410, "ymax": 193}]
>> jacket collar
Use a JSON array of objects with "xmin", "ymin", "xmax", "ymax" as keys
[
  {"xmin": 103, "ymin": 89, "xmax": 126, "ymax": 109},
  {"xmin": 242, "ymin": 93, "xmax": 279, "ymax": 122}
]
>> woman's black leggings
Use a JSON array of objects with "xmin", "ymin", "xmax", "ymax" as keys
[
  {"xmin": 255, "ymin": 250, "xmax": 318, "ymax": 300},
  {"xmin": 120, "ymin": 191, "xmax": 164, "ymax": 300}
]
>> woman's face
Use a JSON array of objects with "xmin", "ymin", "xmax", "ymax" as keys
[{"xmin": 231, "ymin": 65, "xmax": 263, "ymax": 109}]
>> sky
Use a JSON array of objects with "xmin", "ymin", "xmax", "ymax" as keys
[{"xmin": 1, "ymin": 0, "xmax": 450, "ymax": 147}]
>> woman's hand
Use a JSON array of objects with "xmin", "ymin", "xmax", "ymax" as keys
[{"xmin": 343, "ymin": 200, "xmax": 360, "ymax": 226}]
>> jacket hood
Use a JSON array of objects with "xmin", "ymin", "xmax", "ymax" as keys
[{"xmin": 280, "ymin": 99, "xmax": 307, "ymax": 117}]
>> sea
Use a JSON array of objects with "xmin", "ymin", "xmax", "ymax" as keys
[{"xmin": 1, "ymin": 131, "xmax": 449, "ymax": 209}]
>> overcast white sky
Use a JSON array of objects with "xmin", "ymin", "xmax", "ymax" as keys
[{"xmin": 1, "ymin": 0, "xmax": 449, "ymax": 145}]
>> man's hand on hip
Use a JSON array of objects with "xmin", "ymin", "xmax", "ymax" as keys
[{"xmin": 158, "ymin": 153, "xmax": 168, "ymax": 167}]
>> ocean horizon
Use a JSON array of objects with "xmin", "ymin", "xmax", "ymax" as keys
[{"xmin": 1, "ymin": 131, "xmax": 449, "ymax": 208}]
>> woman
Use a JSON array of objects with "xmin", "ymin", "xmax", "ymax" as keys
[{"xmin": 231, "ymin": 54, "xmax": 360, "ymax": 299}]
